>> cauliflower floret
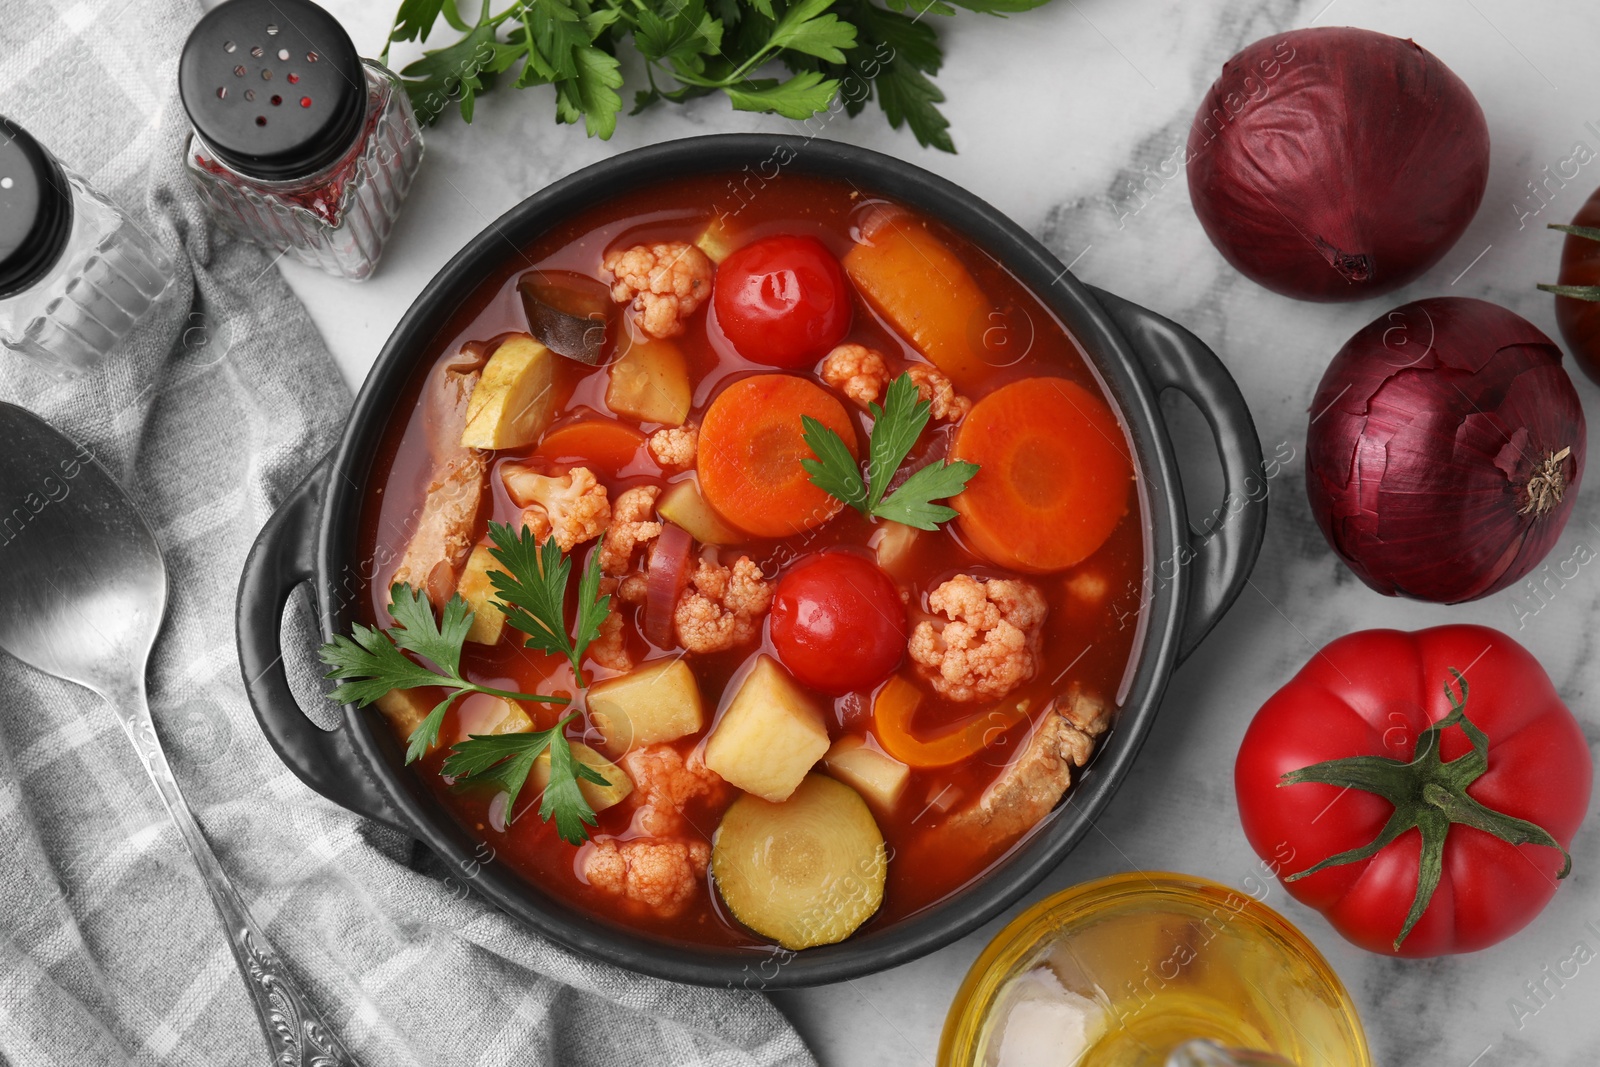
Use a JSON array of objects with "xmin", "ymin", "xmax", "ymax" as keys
[
  {"xmin": 599, "ymin": 485, "xmax": 662, "ymax": 576},
  {"xmin": 502, "ymin": 464, "xmax": 610, "ymax": 552},
  {"xmin": 905, "ymin": 364, "xmax": 973, "ymax": 422},
  {"xmin": 673, "ymin": 555, "xmax": 773, "ymax": 654},
  {"xmin": 602, "ymin": 242, "xmax": 714, "ymax": 339},
  {"xmin": 578, "ymin": 747, "xmax": 723, "ymax": 916},
  {"xmin": 821, "ymin": 344, "xmax": 890, "ymax": 407},
  {"xmin": 1065, "ymin": 570, "xmax": 1108, "ymax": 609},
  {"xmin": 587, "ymin": 577, "xmax": 634, "ymax": 672},
  {"xmin": 622, "ymin": 744, "xmax": 726, "ymax": 837},
  {"xmin": 820, "ymin": 346, "xmax": 971, "ymax": 422},
  {"xmin": 647, "ymin": 424, "xmax": 698, "ymax": 470},
  {"xmin": 580, "ymin": 837, "xmax": 710, "ymax": 918},
  {"xmin": 589, "ymin": 611, "xmax": 633, "ymax": 672},
  {"xmin": 908, "ymin": 574, "xmax": 1047, "ymax": 702},
  {"xmin": 618, "ymin": 573, "xmax": 649, "ymax": 604}
]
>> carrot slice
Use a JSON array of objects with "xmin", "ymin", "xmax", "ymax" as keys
[
  {"xmin": 535, "ymin": 414, "xmax": 649, "ymax": 473},
  {"xmin": 951, "ymin": 376, "xmax": 1132, "ymax": 573},
  {"xmin": 872, "ymin": 675, "xmax": 1030, "ymax": 769},
  {"xmin": 697, "ymin": 374, "xmax": 858, "ymax": 538},
  {"xmin": 843, "ymin": 208, "xmax": 993, "ymax": 391}
]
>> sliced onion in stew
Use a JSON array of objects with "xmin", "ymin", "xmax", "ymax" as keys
[{"xmin": 644, "ymin": 523, "xmax": 694, "ymax": 647}]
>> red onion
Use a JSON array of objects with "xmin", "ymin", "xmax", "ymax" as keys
[
  {"xmin": 644, "ymin": 523, "xmax": 693, "ymax": 647},
  {"xmin": 1187, "ymin": 28, "xmax": 1490, "ymax": 301},
  {"xmin": 1306, "ymin": 297, "xmax": 1585, "ymax": 603}
]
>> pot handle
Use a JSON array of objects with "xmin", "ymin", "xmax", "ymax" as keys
[
  {"xmin": 236, "ymin": 455, "xmax": 409, "ymax": 833},
  {"xmin": 1088, "ymin": 286, "xmax": 1268, "ymax": 661}
]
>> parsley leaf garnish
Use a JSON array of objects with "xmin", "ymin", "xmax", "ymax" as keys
[
  {"xmin": 318, "ymin": 583, "xmax": 570, "ymax": 764},
  {"xmin": 380, "ymin": 0, "xmax": 1059, "ymax": 152},
  {"xmin": 441, "ymin": 712, "xmax": 611, "ymax": 843},
  {"xmin": 319, "ymin": 524, "xmax": 617, "ymax": 842},
  {"xmin": 802, "ymin": 371, "xmax": 979, "ymax": 530},
  {"xmin": 483, "ymin": 521, "xmax": 611, "ymax": 684}
]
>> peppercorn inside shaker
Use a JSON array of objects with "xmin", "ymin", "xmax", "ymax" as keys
[
  {"xmin": 0, "ymin": 117, "xmax": 176, "ymax": 378},
  {"xmin": 177, "ymin": 0, "xmax": 424, "ymax": 281}
]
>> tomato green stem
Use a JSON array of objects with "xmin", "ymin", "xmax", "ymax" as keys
[
  {"xmin": 1538, "ymin": 224, "xmax": 1600, "ymax": 302},
  {"xmin": 1278, "ymin": 670, "xmax": 1571, "ymax": 950}
]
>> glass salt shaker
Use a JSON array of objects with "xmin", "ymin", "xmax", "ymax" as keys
[
  {"xmin": 0, "ymin": 117, "xmax": 175, "ymax": 377},
  {"xmin": 177, "ymin": 0, "xmax": 424, "ymax": 281}
]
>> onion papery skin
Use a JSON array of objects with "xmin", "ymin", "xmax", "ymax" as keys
[
  {"xmin": 1187, "ymin": 27, "xmax": 1490, "ymax": 302},
  {"xmin": 1306, "ymin": 297, "xmax": 1586, "ymax": 603}
]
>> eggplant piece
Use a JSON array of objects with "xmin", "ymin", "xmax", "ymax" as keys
[{"xmin": 518, "ymin": 270, "xmax": 614, "ymax": 365}]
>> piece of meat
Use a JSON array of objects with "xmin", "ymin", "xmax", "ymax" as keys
[
  {"xmin": 392, "ymin": 351, "xmax": 489, "ymax": 606},
  {"xmin": 602, "ymin": 242, "xmax": 714, "ymax": 339},
  {"xmin": 422, "ymin": 342, "xmax": 489, "ymax": 460},
  {"xmin": 821, "ymin": 343, "xmax": 890, "ymax": 407},
  {"xmin": 501, "ymin": 464, "xmax": 611, "ymax": 552},
  {"xmin": 942, "ymin": 688, "xmax": 1109, "ymax": 843},
  {"xmin": 674, "ymin": 555, "xmax": 773, "ymax": 654},
  {"xmin": 599, "ymin": 485, "xmax": 662, "ymax": 576},
  {"xmin": 907, "ymin": 574, "xmax": 1048, "ymax": 702},
  {"xmin": 580, "ymin": 837, "xmax": 710, "ymax": 918},
  {"xmin": 646, "ymin": 424, "xmax": 698, "ymax": 470}
]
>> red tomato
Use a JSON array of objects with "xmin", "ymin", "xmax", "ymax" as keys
[
  {"xmin": 770, "ymin": 550, "xmax": 905, "ymax": 695},
  {"xmin": 712, "ymin": 235, "xmax": 851, "ymax": 367},
  {"xmin": 1235, "ymin": 626, "xmax": 1591, "ymax": 957},
  {"xmin": 1547, "ymin": 185, "xmax": 1600, "ymax": 385}
]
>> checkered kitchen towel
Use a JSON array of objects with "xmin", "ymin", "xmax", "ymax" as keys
[{"xmin": 0, "ymin": 2, "xmax": 813, "ymax": 1064}]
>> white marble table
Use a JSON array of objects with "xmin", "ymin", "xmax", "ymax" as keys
[{"xmin": 291, "ymin": 1, "xmax": 1600, "ymax": 1062}]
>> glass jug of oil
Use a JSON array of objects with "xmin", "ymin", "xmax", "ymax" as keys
[{"xmin": 939, "ymin": 872, "xmax": 1370, "ymax": 1067}]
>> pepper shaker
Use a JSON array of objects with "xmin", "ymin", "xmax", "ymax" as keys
[
  {"xmin": 177, "ymin": 0, "xmax": 424, "ymax": 281},
  {"xmin": 0, "ymin": 117, "xmax": 175, "ymax": 377}
]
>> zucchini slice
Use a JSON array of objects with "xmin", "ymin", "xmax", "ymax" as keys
[{"xmin": 711, "ymin": 773, "xmax": 887, "ymax": 949}]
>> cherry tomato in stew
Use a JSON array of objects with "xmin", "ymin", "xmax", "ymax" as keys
[
  {"xmin": 770, "ymin": 550, "xmax": 905, "ymax": 695},
  {"xmin": 713, "ymin": 235, "xmax": 851, "ymax": 367}
]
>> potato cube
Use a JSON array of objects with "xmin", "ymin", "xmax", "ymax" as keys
[
  {"xmin": 695, "ymin": 215, "xmax": 737, "ymax": 264},
  {"xmin": 870, "ymin": 521, "xmax": 919, "ymax": 577},
  {"xmin": 657, "ymin": 478, "xmax": 741, "ymax": 545},
  {"xmin": 529, "ymin": 741, "xmax": 634, "ymax": 812},
  {"xmin": 606, "ymin": 336, "xmax": 691, "ymax": 426},
  {"xmin": 823, "ymin": 735, "xmax": 910, "ymax": 812},
  {"xmin": 375, "ymin": 688, "xmax": 436, "ymax": 745},
  {"xmin": 588, "ymin": 658, "xmax": 706, "ymax": 756},
  {"xmin": 453, "ymin": 694, "xmax": 533, "ymax": 745},
  {"xmin": 460, "ymin": 334, "xmax": 555, "ymax": 449},
  {"xmin": 704, "ymin": 656, "xmax": 830, "ymax": 802},
  {"xmin": 457, "ymin": 544, "xmax": 507, "ymax": 644}
]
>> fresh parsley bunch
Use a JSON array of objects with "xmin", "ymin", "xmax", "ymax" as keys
[
  {"xmin": 802, "ymin": 371, "xmax": 979, "ymax": 527},
  {"xmin": 381, "ymin": 0, "xmax": 1055, "ymax": 152},
  {"xmin": 319, "ymin": 522, "xmax": 614, "ymax": 843}
]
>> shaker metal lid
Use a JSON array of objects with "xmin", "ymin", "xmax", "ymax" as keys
[
  {"xmin": 0, "ymin": 117, "xmax": 73, "ymax": 299},
  {"xmin": 178, "ymin": 0, "xmax": 365, "ymax": 182}
]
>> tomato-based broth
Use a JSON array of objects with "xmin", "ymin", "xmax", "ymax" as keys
[{"xmin": 357, "ymin": 172, "xmax": 1145, "ymax": 951}]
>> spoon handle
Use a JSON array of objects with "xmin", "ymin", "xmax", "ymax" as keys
[{"xmin": 105, "ymin": 679, "xmax": 361, "ymax": 1067}]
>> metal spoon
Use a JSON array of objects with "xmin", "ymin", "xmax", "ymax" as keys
[{"xmin": 0, "ymin": 401, "xmax": 358, "ymax": 1067}]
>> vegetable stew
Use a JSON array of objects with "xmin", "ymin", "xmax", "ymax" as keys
[{"xmin": 350, "ymin": 172, "xmax": 1145, "ymax": 950}]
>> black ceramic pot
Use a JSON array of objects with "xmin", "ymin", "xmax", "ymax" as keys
[{"xmin": 237, "ymin": 134, "xmax": 1268, "ymax": 988}]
